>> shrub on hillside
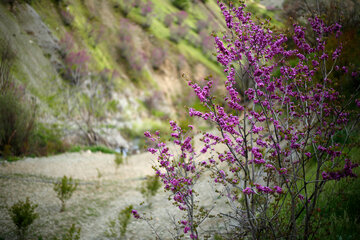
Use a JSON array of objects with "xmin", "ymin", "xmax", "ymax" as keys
[
  {"xmin": 59, "ymin": 33, "xmax": 75, "ymax": 56},
  {"xmin": 9, "ymin": 197, "xmax": 38, "ymax": 240},
  {"xmin": 141, "ymin": 0, "xmax": 153, "ymax": 17},
  {"xmin": 172, "ymin": 0, "xmax": 190, "ymax": 10},
  {"xmin": 164, "ymin": 14, "xmax": 174, "ymax": 28},
  {"xmin": 199, "ymin": 30, "xmax": 214, "ymax": 54},
  {"xmin": 117, "ymin": 0, "xmax": 134, "ymax": 16},
  {"xmin": 176, "ymin": 54, "xmax": 187, "ymax": 72},
  {"xmin": 52, "ymin": 0, "xmax": 64, "ymax": 5},
  {"xmin": 132, "ymin": 0, "xmax": 141, "ymax": 8},
  {"xmin": 63, "ymin": 50, "xmax": 90, "ymax": 85},
  {"xmin": 140, "ymin": 0, "xmax": 154, "ymax": 29},
  {"xmin": 60, "ymin": 9, "xmax": 74, "ymax": 26},
  {"xmin": 176, "ymin": 11, "xmax": 188, "ymax": 25},
  {"xmin": 169, "ymin": 25, "xmax": 188, "ymax": 43},
  {"xmin": 0, "ymin": 92, "xmax": 37, "ymax": 157},
  {"xmin": 150, "ymin": 47, "xmax": 167, "ymax": 70},
  {"xmin": 195, "ymin": 19, "xmax": 209, "ymax": 33},
  {"xmin": 118, "ymin": 20, "xmax": 147, "ymax": 78},
  {"xmin": 0, "ymin": 40, "xmax": 37, "ymax": 157}
]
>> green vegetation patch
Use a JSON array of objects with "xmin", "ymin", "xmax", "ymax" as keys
[
  {"xmin": 69, "ymin": 145, "xmax": 117, "ymax": 154},
  {"xmin": 178, "ymin": 42, "xmax": 223, "ymax": 76}
]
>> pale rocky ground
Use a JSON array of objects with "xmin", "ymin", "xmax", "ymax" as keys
[
  {"xmin": 0, "ymin": 141, "xmax": 231, "ymax": 240},
  {"xmin": 260, "ymin": 0, "xmax": 284, "ymax": 8}
]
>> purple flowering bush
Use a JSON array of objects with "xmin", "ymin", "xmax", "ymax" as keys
[
  {"xmin": 139, "ymin": 1, "xmax": 359, "ymax": 239},
  {"xmin": 164, "ymin": 14, "xmax": 174, "ymax": 28},
  {"xmin": 118, "ymin": 0, "xmax": 135, "ymax": 16},
  {"xmin": 198, "ymin": 30, "xmax": 214, "ymax": 54},
  {"xmin": 118, "ymin": 19, "xmax": 147, "ymax": 79},
  {"xmin": 150, "ymin": 47, "xmax": 167, "ymax": 70},
  {"xmin": 140, "ymin": 0, "xmax": 154, "ymax": 29},
  {"xmin": 59, "ymin": 32, "xmax": 75, "ymax": 55},
  {"xmin": 195, "ymin": 19, "xmax": 209, "ymax": 33},
  {"xmin": 59, "ymin": 9, "xmax": 74, "ymax": 26},
  {"xmin": 64, "ymin": 50, "xmax": 90, "ymax": 85},
  {"xmin": 59, "ymin": 32, "xmax": 91, "ymax": 85},
  {"xmin": 176, "ymin": 11, "xmax": 188, "ymax": 25},
  {"xmin": 169, "ymin": 25, "xmax": 188, "ymax": 43}
]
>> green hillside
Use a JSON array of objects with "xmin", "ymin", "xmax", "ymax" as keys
[{"xmin": 0, "ymin": 0, "xmax": 279, "ymax": 157}]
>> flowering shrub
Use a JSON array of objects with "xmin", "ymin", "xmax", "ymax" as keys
[
  {"xmin": 140, "ymin": 0, "xmax": 154, "ymax": 29},
  {"xmin": 64, "ymin": 50, "xmax": 90, "ymax": 85},
  {"xmin": 90, "ymin": 24, "xmax": 106, "ymax": 46},
  {"xmin": 150, "ymin": 47, "xmax": 167, "ymax": 70},
  {"xmin": 59, "ymin": 32, "xmax": 91, "ymax": 85},
  {"xmin": 195, "ymin": 19, "xmax": 209, "ymax": 33},
  {"xmin": 176, "ymin": 10, "xmax": 188, "ymax": 25},
  {"xmin": 59, "ymin": 32, "xmax": 75, "ymax": 55},
  {"xmin": 169, "ymin": 25, "xmax": 188, "ymax": 43},
  {"xmin": 118, "ymin": 0, "xmax": 134, "ymax": 16},
  {"xmin": 172, "ymin": 0, "xmax": 190, "ymax": 10},
  {"xmin": 164, "ymin": 14, "xmax": 174, "ymax": 28},
  {"xmin": 140, "ymin": 1, "xmax": 360, "ymax": 239},
  {"xmin": 132, "ymin": 0, "xmax": 141, "ymax": 8},
  {"xmin": 118, "ymin": 19, "xmax": 147, "ymax": 76},
  {"xmin": 60, "ymin": 9, "xmax": 74, "ymax": 26},
  {"xmin": 141, "ymin": 0, "xmax": 153, "ymax": 17},
  {"xmin": 177, "ymin": 54, "xmax": 187, "ymax": 72},
  {"xmin": 198, "ymin": 30, "xmax": 214, "ymax": 54}
]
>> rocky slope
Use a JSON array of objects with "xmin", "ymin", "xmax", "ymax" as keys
[{"xmin": 0, "ymin": 0, "xmax": 280, "ymax": 152}]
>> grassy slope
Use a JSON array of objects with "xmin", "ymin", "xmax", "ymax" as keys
[
  {"xmin": 32, "ymin": 0, "xmax": 225, "ymax": 83},
  {"xmin": 0, "ymin": 0, "xmax": 285, "ymax": 150},
  {"xmin": 4, "ymin": 0, "xmax": 282, "ymax": 116}
]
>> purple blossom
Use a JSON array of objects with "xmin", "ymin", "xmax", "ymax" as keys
[
  {"xmin": 274, "ymin": 186, "xmax": 283, "ymax": 194},
  {"xmin": 131, "ymin": 209, "xmax": 140, "ymax": 219},
  {"xmin": 243, "ymin": 187, "xmax": 255, "ymax": 195},
  {"xmin": 298, "ymin": 194, "xmax": 305, "ymax": 200},
  {"xmin": 147, "ymin": 148, "xmax": 157, "ymax": 154}
]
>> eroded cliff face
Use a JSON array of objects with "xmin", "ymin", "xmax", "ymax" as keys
[
  {"xmin": 0, "ymin": 3, "xmax": 61, "ymax": 103},
  {"xmin": 0, "ymin": 0, "xmax": 228, "ymax": 151}
]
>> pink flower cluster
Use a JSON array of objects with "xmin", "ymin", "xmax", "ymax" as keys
[{"xmin": 322, "ymin": 159, "xmax": 359, "ymax": 181}]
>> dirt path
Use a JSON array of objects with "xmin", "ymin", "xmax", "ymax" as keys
[
  {"xmin": 0, "ymin": 150, "xmax": 160, "ymax": 239},
  {"xmin": 0, "ymin": 143, "xmax": 229, "ymax": 240}
]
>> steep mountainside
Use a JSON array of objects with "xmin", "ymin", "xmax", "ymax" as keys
[{"xmin": 0, "ymin": 0, "xmax": 277, "ymax": 153}]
